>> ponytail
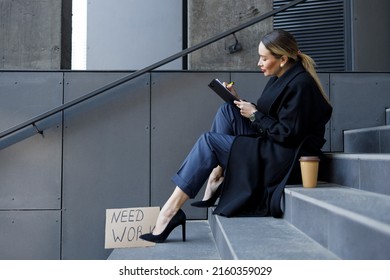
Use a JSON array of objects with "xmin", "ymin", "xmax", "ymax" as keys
[{"xmin": 298, "ymin": 52, "xmax": 331, "ymax": 105}]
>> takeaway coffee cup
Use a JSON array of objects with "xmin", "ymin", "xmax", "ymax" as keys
[{"xmin": 299, "ymin": 156, "xmax": 320, "ymax": 188}]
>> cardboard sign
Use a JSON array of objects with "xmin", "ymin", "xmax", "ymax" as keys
[{"xmin": 105, "ymin": 206, "xmax": 160, "ymax": 249}]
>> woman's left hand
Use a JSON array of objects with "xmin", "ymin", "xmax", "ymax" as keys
[{"xmin": 234, "ymin": 100, "xmax": 257, "ymax": 118}]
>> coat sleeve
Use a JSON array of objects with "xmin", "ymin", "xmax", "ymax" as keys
[{"xmin": 250, "ymin": 79, "xmax": 315, "ymax": 145}]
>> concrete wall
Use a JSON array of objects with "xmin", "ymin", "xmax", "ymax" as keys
[
  {"xmin": 0, "ymin": 0, "xmax": 72, "ymax": 70},
  {"xmin": 2, "ymin": 0, "xmax": 388, "ymax": 72},
  {"xmin": 187, "ymin": 0, "xmax": 273, "ymax": 70}
]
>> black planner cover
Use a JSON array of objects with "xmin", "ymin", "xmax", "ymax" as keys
[{"xmin": 208, "ymin": 79, "xmax": 239, "ymax": 104}]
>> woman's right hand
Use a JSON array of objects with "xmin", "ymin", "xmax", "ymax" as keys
[{"xmin": 223, "ymin": 82, "xmax": 239, "ymax": 99}]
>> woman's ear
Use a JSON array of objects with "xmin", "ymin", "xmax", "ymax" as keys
[{"xmin": 280, "ymin": 55, "xmax": 289, "ymax": 68}]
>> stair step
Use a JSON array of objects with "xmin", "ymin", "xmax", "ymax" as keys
[
  {"xmin": 285, "ymin": 183, "xmax": 390, "ymax": 259},
  {"xmin": 208, "ymin": 210, "xmax": 338, "ymax": 260},
  {"xmin": 108, "ymin": 220, "xmax": 220, "ymax": 260},
  {"xmin": 344, "ymin": 125, "xmax": 390, "ymax": 153},
  {"xmin": 107, "ymin": 213, "xmax": 338, "ymax": 260},
  {"xmin": 108, "ymin": 181, "xmax": 390, "ymax": 260},
  {"xmin": 321, "ymin": 153, "xmax": 390, "ymax": 196}
]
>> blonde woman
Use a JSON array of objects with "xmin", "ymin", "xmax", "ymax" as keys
[{"xmin": 140, "ymin": 29, "xmax": 332, "ymax": 243}]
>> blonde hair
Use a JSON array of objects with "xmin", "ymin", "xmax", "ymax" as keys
[{"xmin": 261, "ymin": 29, "xmax": 330, "ymax": 104}]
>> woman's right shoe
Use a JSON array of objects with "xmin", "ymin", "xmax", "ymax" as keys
[
  {"xmin": 191, "ymin": 185, "xmax": 222, "ymax": 208},
  {"xmin": 139, "ymin": 209, "xmax": 186, "ymax": 243}
]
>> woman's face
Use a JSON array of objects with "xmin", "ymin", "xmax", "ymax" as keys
[{"xmin": 257, "ymin": 42, "xmax": 284, "ymax": 77}]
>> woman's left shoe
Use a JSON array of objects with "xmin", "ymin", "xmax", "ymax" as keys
[
  {"xmin": 190, "ymin": 185, "xmax": 222, "ymax": 208},
  {"xmin": 139, "ymin": 209, "xmax": 186, "ymax": 243}
]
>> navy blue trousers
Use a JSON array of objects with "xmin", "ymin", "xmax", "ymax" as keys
[{"xmin": 171, "ymin": 103, "xmax": 255, "ymax": 198}]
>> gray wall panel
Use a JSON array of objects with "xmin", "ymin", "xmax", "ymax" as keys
[
  {"xmin": 0, "ymin": 210, "xmax": 61, "ymax": 260},
  {"xmin": 0, "ymin": 72, "xmax": 63, "ymax": 209},
  {"xmin": 0, "ymin": 128, "xmax": 62, "ymax": 210},
  {"xmin": 330, "ymin": 73, "xmax": 390, "ymax": 151},
  {"xmin": 352, "ymin": 0, "xmax": 390, "ymax": 72},
  {"xmin": 0, "ymin": 72, "xmax": 62, "ymax": 129},
  {"xmin": 230, "ymin": 72, "xmax": 268, "ymax": 100},
  {"xmin": 62, "ymin": 72, "xmax": 150, "ymax": 259}
]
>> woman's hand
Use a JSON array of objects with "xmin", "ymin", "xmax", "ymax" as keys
[
  {"xmin": 223, "ymin": 82, "xmax": 239, "ymax": 99},
  {"xmin": 234, "ymin": 100, "xmax": 257, "ymax": 118}
]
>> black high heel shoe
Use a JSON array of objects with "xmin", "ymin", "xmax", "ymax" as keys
[
  {"xmin": 139, "ymin": 209, "xmax": 186, "ymax": 243},
  {"xmin": 191, "ymin": 185, "xmax": 222, "ymax": 208}
]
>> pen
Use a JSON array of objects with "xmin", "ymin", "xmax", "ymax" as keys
[{"xmin": 227, "ymin": 82, "xmax": 234, "ymax": 86}]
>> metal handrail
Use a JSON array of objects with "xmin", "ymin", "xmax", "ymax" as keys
[{"xmin": 0, "ymin": 0, "xmax": 305, "ymax": 141}]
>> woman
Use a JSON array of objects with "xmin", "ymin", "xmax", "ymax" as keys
[{"xmin": 140, "ymin": 29, "xmax": 332, "ymax": 243}]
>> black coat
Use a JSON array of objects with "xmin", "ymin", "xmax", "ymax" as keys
[{"xmin": 213, "ymin": 62, "xmax": 332, "ymax": 218}]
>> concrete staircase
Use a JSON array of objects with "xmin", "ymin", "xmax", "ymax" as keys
[{"xmin": 108, "ymin": 108, "xmax": 390, "ymax": 260}]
